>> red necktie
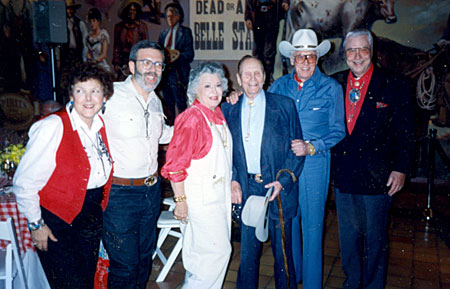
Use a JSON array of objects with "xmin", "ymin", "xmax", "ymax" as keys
[{"xmin": 166, "ymin": 28, "xmax": 173, "ymax": 48}]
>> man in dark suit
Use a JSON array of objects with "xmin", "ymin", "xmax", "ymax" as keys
[
  {"xmin": 158, "ymin": 2, "xmax": 194, "ymax": 125},
  {"xmin": 332, "ymin": 29, "xmax": 415, "ymax": 289},
  {"xmin": 222, "ymin": 55, "xmax": 304, "ymax": 289}
]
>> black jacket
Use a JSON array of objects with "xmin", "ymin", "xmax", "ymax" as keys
[{"xmin": 332, "ymin": 66, "xmax": 416, "ymax": 195}]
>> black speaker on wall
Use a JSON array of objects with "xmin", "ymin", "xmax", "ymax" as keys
[{"xmin": 33, "ymin": 0, "xmax": 67, "ymax": 43}]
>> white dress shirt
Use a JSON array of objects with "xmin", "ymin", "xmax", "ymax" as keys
[
  {"xmin": 13, "ymin": 104, "xmax": 112, "ymax": 223},
  {"xmin": 164, "ymin": 23, "xmax": 179, "ymax": 50},
  {"xmin": 102, "ymin": 75, "xmax": 173, "ymax": 178}
]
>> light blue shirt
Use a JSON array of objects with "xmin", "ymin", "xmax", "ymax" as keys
[{"xmin": 241, "ymin": 90, "xmax": 266, "ymax": 174}]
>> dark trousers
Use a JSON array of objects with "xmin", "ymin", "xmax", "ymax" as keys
[
  {"xmin": 38, "ymin": 187, "xmax": 103, "ymax": 289},
  {"xmin": 335, "ymin": 188, "xmax": 392, "ymax": 289},
  {"xmin": 103, "ymin": 180, "xmax": 161, "ymax": 289},
  {"xmin": 237, "ymin": 178, "xmax": 296, "ymax": 289},
  {"xmin": 161, "ymin": 68, "xmax": 188, "ymax": 125},
  {"xmin": 253, "ymin": 12, "xmax": 280, "ymax": 79}
]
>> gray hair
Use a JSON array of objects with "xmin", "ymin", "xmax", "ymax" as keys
[
  {"xmin": 343, "ymin": 29, "xmax": 374, "ymax": 53},
  {"xmin": 187, "ymin": 62, "xmax": 228, "ymax": 105}
]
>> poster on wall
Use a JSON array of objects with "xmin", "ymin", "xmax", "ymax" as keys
[{"xmin": 189, "ymin": 0, "xmax": 253, "ymax": 60}]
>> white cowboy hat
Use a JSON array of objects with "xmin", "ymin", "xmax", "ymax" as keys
[
  {"xmin": 241, "ymin": 187, "xmax": 273, "ymax": 242},
  {"xmin": 279, "ymin": 29, "xmax": 331, "ymax": 58}
]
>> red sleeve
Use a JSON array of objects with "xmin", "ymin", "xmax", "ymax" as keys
[{"xmin": 161, "ymin": 107, "xmax": 212, "ymax": 183}]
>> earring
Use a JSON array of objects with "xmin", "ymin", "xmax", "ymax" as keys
[
  {"xmin": 101, "ymin": 101, "xmax": 106, "ymax": 114},
  {"xmin": 69, "ymin": 101, "xmax": 74, "ymax": 113}
]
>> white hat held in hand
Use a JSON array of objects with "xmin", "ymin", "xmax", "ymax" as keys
[{"xmin": 241, "ymin": 187, "xmax": 273, "ymax": 242}]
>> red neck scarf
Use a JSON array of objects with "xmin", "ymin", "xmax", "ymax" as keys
[{"xmin": 345, "ymin": 63, "xmax": 374, "ymax": 135}]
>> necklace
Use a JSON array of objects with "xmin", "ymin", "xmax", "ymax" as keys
[
  {"xmin": 80, "ymin": 127, "xmax": 112, "ymax": 178},
  {"xmin": 244, "ymin": 100, "xmax": 254, "ymax": 142},
  {"xmin": 348, "ymin": 79, "xmax": 364, "ymax": 103},
  {"xmin": 347, "ymin": 79, "xmax": 364, "ymax": 123},
  {"xmin": 134, "ymin": 95, "xmax": 150, "ymax": 138},
  {"xmin": 211, "ymin": 121, "xmax": 228, "ymax": 148}
]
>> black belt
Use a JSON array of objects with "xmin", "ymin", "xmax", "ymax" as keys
[
  {"xmin": 112, "ymin": 172, "xmax": 159, "ymax": 187},
  {"xmin": 248, "ymin": 173, "xmax": 264, "ymax": 183}
]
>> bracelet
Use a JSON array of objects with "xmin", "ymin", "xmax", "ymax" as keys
[
  {"xmin": 307, "ymin": 142, "xmax": 316, "ymax": 156},
  {"xmin": 173, "ymin": 195, "xmax": 187, "ymax": 203},
  {"xmin": 27, "ymin": 218, "xmax": 46, "ymax": 231}
]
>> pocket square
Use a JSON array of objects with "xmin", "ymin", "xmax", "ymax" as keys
[
  {"xmin": 312, "ymin": 107, "xmax": 321, "ymax": 111},
  {"xmin": 376, "ymin": 102, "xmax": 388, "ymax": 108}
]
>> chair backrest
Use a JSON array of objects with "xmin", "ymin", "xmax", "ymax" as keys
[
  {"xmin": 0, "ymin": 218, "xmax": 17, "ymax": 247},
  {"xmin": 0, "ymin": 218, "xmax": 29, "ymax": 289}
]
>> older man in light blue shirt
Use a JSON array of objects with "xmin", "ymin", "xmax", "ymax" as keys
[
  {"xmin": 222, "ymin": 55, "xmax": 304, "ymax": 289},
  {"xmin": 241, "ymin": 89, "xmax": 265, "ymax": 175}
]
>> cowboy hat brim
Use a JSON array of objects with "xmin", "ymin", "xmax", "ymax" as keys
[
  {"xmin": 241, "ymin": 187, "xmax": 273, "ymax": 242},
  {"xmin": 279, "ymin": 39, "xmax": 331, "ymax": 59}
]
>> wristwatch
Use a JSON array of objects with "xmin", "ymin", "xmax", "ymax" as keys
[
  {"xmin": 307, "ymin": 142, "xmax": 316, "ymax": 156},
  {"xmin": 27, "ymin": 218, "xmax": 46, "ymax": 231}
]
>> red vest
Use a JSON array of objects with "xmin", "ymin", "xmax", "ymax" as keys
[{"xmin": 39, "ymin": 110, "xmax": 113, "ymax": 224}]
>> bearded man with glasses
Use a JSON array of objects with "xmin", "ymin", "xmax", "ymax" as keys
[
  {"xmin": 332, "ymin": 29, "xmax": 415, "ymax": 289},
  {"xmin": 268, "ymin": 28, "xmax": 345, "ymax": 289},
  {"xmin": 101, "ymin": 40, "xmax": 173, "ymax": 289}
]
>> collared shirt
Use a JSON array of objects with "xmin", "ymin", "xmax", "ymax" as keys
[
  {"xmin": 164, "ymin": 23, "xmax": 179, "ymax": 50},
  {"xmin": 102, "ymin": 75, "xmax": 173, "ymax": 178},
  {"xmin": 161, "ymin": 100, "xmax": 227, "ymax": 183},
  {"xmin": 269, "ymin": 68, "xmax": 345, "ymax": 155},
  {"xmin": 241, "ymin": 90, "xmax": 265, "ymax": 174},
  {"xmin": 13, "ymin": 104, "xmax": 112, "ymax": 222}
]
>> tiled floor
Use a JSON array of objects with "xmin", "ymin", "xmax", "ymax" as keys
[{"xmin": 146, "ymin": 179, "xmax": 450, "ymax": 289}]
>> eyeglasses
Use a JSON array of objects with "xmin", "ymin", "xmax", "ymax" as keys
[
  {"xmin": 135, "ymin": 59, "xmax": 166, "ymax": 71},
  {"xmin": 293, "ymin": 54, "xmax": 317, "ymax": 64},
  {"xmin": 345, "ymin": 47, "xmax": 371, "ymax": 58}
]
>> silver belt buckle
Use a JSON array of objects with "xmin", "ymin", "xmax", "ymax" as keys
[
  {"xmin": 144, "ymin": 175, "xmax": 157, "ymax": 186},
  {"xmin": 260, "ymin": 6, "xmax": 268, "ymax": 12},
  {"xmin": 254, "ymin": 174, "xmax": 263, "ymax": 183}
]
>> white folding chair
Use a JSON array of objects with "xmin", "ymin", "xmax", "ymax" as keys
[
  {"xmin": 152, "ymin": 197, "xmax": 183, "ymax": 282},
  {"xmin": 0, "ymin": 217, "xmax": 28, "ymax": 289}
]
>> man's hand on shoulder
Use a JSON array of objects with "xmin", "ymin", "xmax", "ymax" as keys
[{"xmin": 226, "ymin": 90, "xmax": 241, "ymax": 105}]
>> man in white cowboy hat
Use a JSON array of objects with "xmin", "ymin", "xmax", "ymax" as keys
[
  {"xmin": 222, "ymin": 55, "xmax": 304, "ymax": 289},
  {"xmin": 268, "ymin": 28, "xmax": 345, "ymax": 288}
]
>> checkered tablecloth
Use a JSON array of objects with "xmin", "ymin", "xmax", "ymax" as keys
[{"xmin": 0, "ymin": 192, "xmax": 34, "ymax": 254}]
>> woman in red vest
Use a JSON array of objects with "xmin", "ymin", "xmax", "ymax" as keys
[{"xmin": 13, "ymin": 63, "xmax": 114, "ymax": 289}]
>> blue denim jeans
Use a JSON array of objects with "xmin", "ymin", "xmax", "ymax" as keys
[
  {"xmin": 335, "ymin": 189, "xmax": 392, "ymax": 289},
  {"xmin": 237, "ymin": 178, "xmax": 296, "ymax": 289},
  {"xmin": 102, "ymin": 180, "xmax": 161, "ymax": 289}
]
